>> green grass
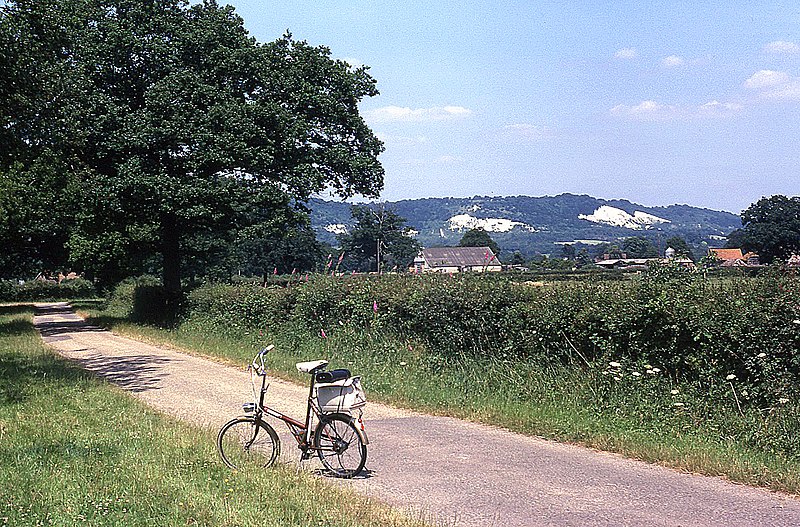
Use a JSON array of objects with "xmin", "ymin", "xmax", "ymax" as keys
[
  {"xmin": 79, "ymin": 301, "xmax": 800, "ymax": 496},
  {"xmin": 0, "ymin": 304, "xmax": 428, "ymax": 527}
]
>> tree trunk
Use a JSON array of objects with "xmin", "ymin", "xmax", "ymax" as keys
[{"xmin": 161, "ymin": 211, "xmax": 182, "ymax": 297}]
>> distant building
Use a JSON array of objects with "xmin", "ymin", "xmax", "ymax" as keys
[
  {"xmin": 708, "ymin": 248, "xmax": 743, "ymax": 262},
  {"xmin": 413, "ymin": 247, "xmax": 502, "ymax": 273},
  {"xmin": 708, "ymin": 248, "xmax": 760, "ymax": 267},
  {"xmin": 594, "ymin": 258, "xmax": 651, "ymax": 270}
]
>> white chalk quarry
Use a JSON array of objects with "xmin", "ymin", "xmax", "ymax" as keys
[
  {"xmin": 578, "ymin": 206, "xmax": 670, "ymax": 230},
  {"xmin": 447, "ymin": 214, "xmax": 536, "ymax": 233}
]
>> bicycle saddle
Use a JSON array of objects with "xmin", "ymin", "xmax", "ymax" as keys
[
  {"xmin": 296, "ymin": 360, "xmax": 328, "ymax": 373},
  {"xmin": 315, "ymin": 368, "xmax": 351, "ymax": 383}
]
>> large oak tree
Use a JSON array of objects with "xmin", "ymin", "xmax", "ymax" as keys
[{"xmin": 0, "ymin": 0, "xmax": 383, "ymax": 293}]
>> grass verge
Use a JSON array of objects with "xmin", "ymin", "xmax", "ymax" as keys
[{"xmin": 0, "ymin": 304, "xmax": 428, "ymax": 527}]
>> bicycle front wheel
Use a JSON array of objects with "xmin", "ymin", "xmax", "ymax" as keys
[
  {"xmin": 217, "ymin": 417, "xmax": 280, "ymax": 470},
  {"xmin": 314, "ymin": 414, "xmax": 367, "ymax": 478}
]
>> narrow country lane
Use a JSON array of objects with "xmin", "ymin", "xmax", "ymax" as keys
[{"xmin": 34, "ymin": 302, "xmax": 800, "ymax": 527}]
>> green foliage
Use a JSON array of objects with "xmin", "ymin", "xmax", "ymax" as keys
[
  {"xmin": 623, "ymin": 236, "xmax": 658, "ymax": 258},
  {"xmin": 664, "ymin": 235, "xmax": 694, "ymax": 260},
  {"xmin": 741, "ymin": 195, "xmax": 800, "ymax": 263},
  {"xmin": 458, "ymin": 228, "xmax": 500, "ymax": 256},
  {"xmin": 1, "ymin": 0, "xmax": 384, "ymax": 292},
  {"xmin": 0, "ymin": 278, "xmax": 96, "ymax": 301},
  {"xmin": 0, "ymin": 159, "xmax": 74, "ymax": 279},
  {"xmin": 337, "ymin": 204, "xmax": 420, "ymax": 272}
]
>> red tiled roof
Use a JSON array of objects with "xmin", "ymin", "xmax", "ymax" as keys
[{"xmin": 709, "ymin": 248, "xmax": 743, "ymax": 261}]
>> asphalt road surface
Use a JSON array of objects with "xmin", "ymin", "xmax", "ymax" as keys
[{"xmin": 34, "ymin": 302, "xmax": 800, "ymax": 527}]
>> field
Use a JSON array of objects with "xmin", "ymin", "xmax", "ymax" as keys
[
  {"xmin": 0, "ymin": 304, "xmax": 427, "ymax": 526},
  {"xmin": 81, "ymin": 269, "xmax": 800, "ymax": 494}
]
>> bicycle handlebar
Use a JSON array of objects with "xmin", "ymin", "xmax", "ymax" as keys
[{"xmin": 250, "ymin": 344, "xmax": 274, "ymax": 375}]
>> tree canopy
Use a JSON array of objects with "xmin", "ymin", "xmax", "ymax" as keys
[
  {"xmin": 622, "ymin": 236, "xmax": 658, "ymax": 258},
  {"xmin": 458, "ymin": 228, "xmax": 500, "ymax": 256},
  {"xmin": 664, "ymin": 236, "xmax": 694, "ymax": 261},
  {"xmin": 337, "ymin": 204, "xmax": 420, "ymax": 273},
  {"xmin": 0, "ymin": 0, "xmax": 384, "ymax": 291},
  {"xmin": 740, "ymin": 195, "xmax": 800, "ymax": 264}
]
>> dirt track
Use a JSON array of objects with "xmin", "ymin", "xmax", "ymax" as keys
[{"xmin": 34, "ymin": 302, "xmax": 800, "ymax": 527}]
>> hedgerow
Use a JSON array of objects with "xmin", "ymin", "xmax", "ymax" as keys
[
  {"xmin": 0, "ymin": 278, "xmax": 96, "ymax": 301},
  {"xmin": 116, "ymin": 270, "xmax": 800, "ymax": 413}
]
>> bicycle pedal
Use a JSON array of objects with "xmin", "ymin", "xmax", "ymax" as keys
[{"xmin": 300, "ymin": 452, "xmax": 313, "ymax": 461}]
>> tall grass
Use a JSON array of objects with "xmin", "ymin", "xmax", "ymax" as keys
[{"xmin": 0, "ymin": 305, "xmax": 428, "ymax": 526}]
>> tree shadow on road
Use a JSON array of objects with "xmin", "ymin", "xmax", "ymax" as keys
[
  {"xmin": 31, "ymin": 303, "xmax": 179, "ymax": 393},
  {"xmin": 64, "ymin": 352, "xmax": 177, "ymax": 393}
]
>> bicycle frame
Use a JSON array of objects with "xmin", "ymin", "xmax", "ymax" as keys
[{"xmin": 251, "ymin": 354, "xmax": 362, "ymax": 454}]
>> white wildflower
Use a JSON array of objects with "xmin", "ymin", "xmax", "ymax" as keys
[
  {"xmin": 726, "ymin": 374, "xmax": 736, "ymax": 381},
  {"xmin": 631, "ymin": 371, "xmax": 641, "ymax": 377},
  {"xmin": 757, "ymin": 352, "xmax": 767, "ymax": 358},
  {"xmin": 779, "ymin": 398, "xmax": 790, "ymax": 404},
  {"xmin": 399, "ymin": 361, "xmax": 407, "ymax": 367},
  {"xmin": 646, "ymin": 369, "xmax": 654, "ymax": 375},
  {"xmin": 644, "ymin": 364, "xmax": 653, "ymax": 370},
  {"xmin": 794, "ymin": 319, "xmax": 800, "ymax": 325},
  {"xmin": 670, "ymin": 389, "xmax": 680, "ymax": 395},
  {"xmin": 741, "ymin": 390, "xmax": 749, "ymax": 396},
  {"xmin": 673, "ymin": 402, "xmax": 685, "ymax": 407},
  {"xmin": 609, "ymin": 361, "xmax": 621, "ymax": 368},
  {"xmin": 652, "ymin": 367, "xmax": 661, "ymax": 373}
]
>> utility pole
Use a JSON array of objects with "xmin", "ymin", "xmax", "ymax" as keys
[{"xmin": 370, "ymin": 205, "xmax": 385, "ymax": 274}]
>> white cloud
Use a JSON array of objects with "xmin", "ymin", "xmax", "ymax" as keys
[
  {"xmin": 744, "ymin": 70, "xmax": 790, "ymax": 89},
  {"xmin": 365, "ymin": 105, "xmax": 473, "ymax": 123},
  {"xmin": 697, "ymin": 100, "xmax": 743, "ymax": 116},
  {"xmin": 610, "ymin": 100, "xmax": 678, "ymax": 120},
  {"xmin": 743, "ymin": 69, "xmax": 800, "ymax": 100},
  {"xmin": 762, "ymin": 81, "xmax": 800, "ymax": 100},
  {"xmin": 375, "ymin": 131, "xmax": 429, "ymax": 146},
  {"xmin": 661, "ymin": 55, "xmax": 685, "ymax": 67},
  {"xmin": 614, "ymin": 48, "xmax": 638, "ymax": 59},
  {"xmin": 610, "ymin": 99, "xmax": 742, "ymax": 121},
  {"xmin": 764, "ymin": 41, "xmax": 800, "ymax": 54},
  {"xmin": 501, "ymin": 123, "xmax": 553, "ymax": 141}
]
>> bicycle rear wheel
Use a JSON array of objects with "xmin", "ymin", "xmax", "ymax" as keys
[
  {"xmin": 314, "ymin": 414, "xmax": 367, "ymax": 478},
  {"xmin": 217, "ymin": 417, "xmax": 280, "ymax": 470}
]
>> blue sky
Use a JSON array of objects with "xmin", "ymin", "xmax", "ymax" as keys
[{"xmin": 224, "ymin": 1, "xmax": 800, "ymax": 213}]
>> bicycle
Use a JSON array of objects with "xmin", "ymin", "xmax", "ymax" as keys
[{"xmin": 216, "ymin": 345, "xmax": 369, "ymax": 478}]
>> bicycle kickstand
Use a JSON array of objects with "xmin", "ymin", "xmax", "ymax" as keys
[{"xmin": 297, "ymin": 448, "xmax": 312, "ymax": 475}]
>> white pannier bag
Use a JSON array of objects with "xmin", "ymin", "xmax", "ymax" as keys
[{"xmin": 316, "ymin": 376, "xmax": 367, "ymax": 414}]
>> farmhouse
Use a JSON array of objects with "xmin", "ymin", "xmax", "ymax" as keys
[
  {"xmin": 413, "ymin": 247, "xmax": 501, "ymax": 273},
  {"xmin": 708, "ymin": 248, "xmax": 761, "ymax": 267}
]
